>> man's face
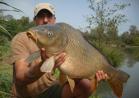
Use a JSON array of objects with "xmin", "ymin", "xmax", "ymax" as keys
[{"xmin": 34, "ymin": 9, "xmax": 56, "ymax": 25}]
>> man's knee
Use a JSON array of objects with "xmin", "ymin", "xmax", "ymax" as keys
[
  {"xmin": 61, "ymin": 79, "xmax": 93, "ymax": 98},
  {"xmin": 72, "ymin": 79, "xmax": 93, "ymax": 98},
  {"xmin": 77, "ymin": 79, "xmax": 93, "ymax": 96},
  {"xmin": 61, "ymin": 83, "xmax": 73, "ymax": 98}
]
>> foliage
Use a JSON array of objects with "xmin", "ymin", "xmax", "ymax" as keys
[
  {"xmin": 0, "ymin": 14, "xmax": 35, "ymax": 62},
  {"xmin": 0, "ymin": 40, "xmax": 10, "ymax": 62},
  {"xmin": 93, "ymin": 41, "xmax": 124, "ymax": 67},
  {"xmin": 121, "ymin": 25, "xmax": 139, "ymax": 46},
  {"xmin": 101, "ymin": 46, "xmax": 124, "ymax": 67},
  {"xmin": 0, "ymin": 16, "xmax": 35, "ymax": 39},
  {"xmin": 0, "ymin": 25, "xmax": 12, "ymax": 39}
]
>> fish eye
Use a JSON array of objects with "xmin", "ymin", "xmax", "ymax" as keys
[{"xmin": 47, "ymin": 31, "xmax": 54, "ymax": 38}]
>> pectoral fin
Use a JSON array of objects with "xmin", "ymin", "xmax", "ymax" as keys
[
  {"xmin": 25, "ymin": 50, "xmax": 40, "ymax": 63},
  {"xmin": 40, "ymin": 56, "xmax": 55, "ymax": 73},
  {"xmin": 59, "ymin": 73, "xmax": 75, "ymax": 92},
  {"xmin": 89, "ymin": 76, "xmax": 98, "ymax": 93},
  {"xmin": 59, "ymin": 72, "xmax": 67, "ymax": 85},
  {"xmin": 67, "ymin": 76, "xmax": 75, "ymax": 92},
  {"xmin": 91, "ymin": 78, "xmax": 98, "ymax": 92},
  {"xmin": 26, "ymin": 31, "xmax": 37, "ymax": 42}
]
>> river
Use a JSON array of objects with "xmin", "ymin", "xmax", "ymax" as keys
[{"xmin": 122, "ymin": 61, "xmax": 139, "ymax": 98}]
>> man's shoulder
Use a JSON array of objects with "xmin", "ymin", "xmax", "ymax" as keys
[
  {"xmin": 11, "ymin": 31, "xmax": 31, "ymax": 49},
  {"xmin": 12, "ymin": 32, "xmax": 28, "ymax": 42},
  {"xmin": 11, "ymin": 31, "xmax": 39, "ymax": 54}
]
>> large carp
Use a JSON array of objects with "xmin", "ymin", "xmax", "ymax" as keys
[{"xmin": 26, "ymin": 23, "xmax": 129, "ymax": 98}]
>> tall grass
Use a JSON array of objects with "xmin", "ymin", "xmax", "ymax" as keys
[
  {"xmin": 90, "ymin": 41, "xmax": 125, "ymax": 67},
  {"xmin": 0, "ymin": 64, "xmax": 12, "ymax": 98}
]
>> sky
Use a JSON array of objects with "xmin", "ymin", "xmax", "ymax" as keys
[{"xmin": 1, "ymin": 0, "xmax": 139, "ymax": 34}]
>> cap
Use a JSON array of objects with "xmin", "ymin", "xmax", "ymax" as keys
[{"xmin": 34, "ymin": 3, "xmax": 55, "ymax": 17}]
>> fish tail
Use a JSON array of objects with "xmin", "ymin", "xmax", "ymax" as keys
[{"xmin": 108, "ymin": 70, "xmax": 130, "ymax": 98}]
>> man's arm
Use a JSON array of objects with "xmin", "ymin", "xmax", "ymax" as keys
[
  {"xmin": 11, "ymin": 33, "xmax": 44, "ymax": 86},
  {"xmin": 14, "ymin": 48, "xmax": 66, "ymax": 86},
  {"xmin": 14, "ymin": 58, "xmax": 44, "ymax": 86}
]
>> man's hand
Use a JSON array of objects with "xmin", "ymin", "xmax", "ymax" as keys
[
  {"xmin": 40, "ymin": 48, "xmax": 49, "ymax": 61},
  {"xmin": 55, "ymin": 52, "xmax": 66, "ymax": 67},
  {"xmin": 40, "ymin": 48, "xmax": 66, "ymax": 68},
  {"xmin": 95, "ymin": 70, "xmax": 109, "ymax": 82}
]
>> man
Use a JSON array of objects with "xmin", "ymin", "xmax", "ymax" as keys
[{"xmin": 11, "ymin": 3, "xmax": 108, "ymax": 98}]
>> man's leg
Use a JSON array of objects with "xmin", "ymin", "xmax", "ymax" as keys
[
  {"xmin": 61, "ymin": 83, "xmax": 74, "ymax": 98},
  {"xmin": 61, "ymin": 79, "xmax": 93, "ymax": 98},
  {"xmin": 37, "ymin": 84, "xmax": 63, "ymax": 98}
]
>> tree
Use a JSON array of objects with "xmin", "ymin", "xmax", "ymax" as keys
[
  {"xmin": 129, "ymin": 25, "xmax": 138, "ymax": 35},
  {"xmin": 129, "ymin": 25, "xmax": 139, "ymax": 46},
  {"xmin": 106, "ymin": 19, "xmax": 118, "ymax": 43},
  {"xmin": 86, "ymin": 0, "xmax": 129, "ymax": 46},
  {"xmin": 121, "ymin": 25, "xmax": 139, "ymax": 46}
]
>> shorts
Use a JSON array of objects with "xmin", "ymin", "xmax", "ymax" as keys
[{"xmin": 36, "ymin": 84, "xmax": 63, "ymax": 98}]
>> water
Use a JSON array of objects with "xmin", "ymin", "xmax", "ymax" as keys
[{"xmin": 121, "ymin": 60, "xmax": 139, "ymax": 98}]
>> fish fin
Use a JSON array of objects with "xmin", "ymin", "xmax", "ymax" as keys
[
  {"xmin": 25, "ymin": 50, "xmax": 40, "ymax": 63},
  {"xmin": 66, "ymin": 76, "xmax": 75, "ymax": 92},
  {"xmin": 90, "ymin": 77, "xmax": 98, "ymax": 93},
  {"xmin": 40, "ymin": 56, "xmax": 55, "ymax": 73},
  {"xmin": 59, "ymin": 72, "xmax": 67, "ymax": 85},
  {"xmin": 26, "ymin": 31, "xmax": 37, "ymax": 43},
  {"xmin": 89, "ymin": 76, "xmax": 98, "ymax": 93},
  {"xmin": 108, "ymin": 70, "xmax": 130, "ymax": 98}
]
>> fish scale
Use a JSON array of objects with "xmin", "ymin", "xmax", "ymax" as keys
[{"xmin": 59, "ymin": 23, "xmax": 107, "ymax": 78}]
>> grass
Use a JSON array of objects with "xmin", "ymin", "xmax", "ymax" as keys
[
  {"xmin": 89, "ymin": 96, "xmax": 101, "ymax": 98},
  {"xmin": 0, "ymin": 64, "xmax": 12, "ymax": 98}
]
